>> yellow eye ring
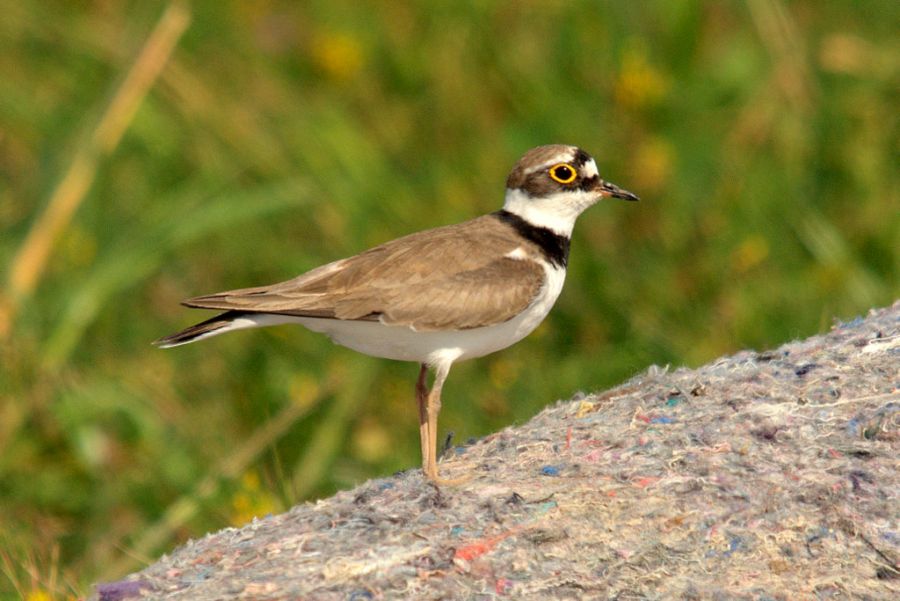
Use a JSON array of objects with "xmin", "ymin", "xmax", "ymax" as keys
[{"xmin": 548, "ymin": 163, "xmax": 577, "ymax": 184}]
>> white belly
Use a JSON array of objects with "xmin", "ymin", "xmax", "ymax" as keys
[{"xmin": 269, "ymin": 264, "xmax": 566, "ymax": 367}]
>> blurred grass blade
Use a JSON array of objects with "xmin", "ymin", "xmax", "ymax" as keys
[
  {"xmin": 291, "ymin": 358, "xmax": 376, "ymax": 501},
  {"xmin": 793, "ymin": 210, "xmax": 883, "ymax": 307},
  {"xmin": 103, "ymin": 374, "xmax": 331, "ymax": 581},
  {"xmin": 0, "ymin": 2, "xmax": 190, "ymax": 336},
  {"xmin": 42, "ymin": 178, "xmax": 314, "ymax": 367}
]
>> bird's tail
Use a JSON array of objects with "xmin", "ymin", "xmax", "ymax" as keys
[{"xmin": 153, "ymin": 310, "xmax": 250, "ymax": 348}]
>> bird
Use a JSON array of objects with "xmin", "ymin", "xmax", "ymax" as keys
[{"xmin": 154, "ymin": 144, "xmax": 638, "ymax": 483}]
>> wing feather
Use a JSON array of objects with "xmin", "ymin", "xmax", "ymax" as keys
[{"xmin": 181, "ymin": 215, "xmax": 546, "ymax": 329}]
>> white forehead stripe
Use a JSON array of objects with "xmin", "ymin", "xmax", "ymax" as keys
[
  {"xmin": 527, "ymin": 152, "xmax": 578, "ymax": 174},
  {"xmin": 527, "ymin": 153, "xmax": 598, "ymax": 179}
]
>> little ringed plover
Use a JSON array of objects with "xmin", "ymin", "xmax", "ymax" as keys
[{"xmin": 155, "ymin": 144, "xmax": 638, "ymax": 483}]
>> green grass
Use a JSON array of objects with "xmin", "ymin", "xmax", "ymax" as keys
[{"xmin": 1, "ymin": 1, "xmax": 898, "ymax": 597}]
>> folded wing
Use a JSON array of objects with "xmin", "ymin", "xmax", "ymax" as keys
[{"xmin": 182, "ymin": 215, "xmax": 545, "ymax": 331}]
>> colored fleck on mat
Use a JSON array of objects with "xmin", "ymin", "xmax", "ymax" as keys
[{"xmin": 92, "ymin": 302, "xmax": 899, "ymax": 600}]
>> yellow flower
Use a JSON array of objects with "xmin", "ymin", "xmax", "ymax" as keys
[
  {"xmin": 732, "ymin": 236, "xmax": 770, "ymax": 273},
  {"xmin": 310, "ymin": 32, "xmax": 364, "ymax": 82},
  {"xmin": 615, "ymin": 47, "xmax": 669, "ymax": 110},
  {"xmin": 633, "ymin": 137, "xmax": 674, "ymax": 193},
  {"xmin": 352, "ymin": 416, "xmax": 391, "ymax": 462},
  {"xmin": 230, "ymin": 471, "xmax": 278, "ymax": 526},
  {"xmin": 489, "ymin": 358, "xmax": 520, "ymax": 390}
]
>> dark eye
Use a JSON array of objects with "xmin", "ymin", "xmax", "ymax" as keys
[{"xmin": 549, "ymin": 163, "xmax": 577, "ymax": 184}]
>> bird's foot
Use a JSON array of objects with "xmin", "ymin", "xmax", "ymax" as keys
[{"xmin": 423, "ymin": 464, "xmax": 472, "ymax": 487}]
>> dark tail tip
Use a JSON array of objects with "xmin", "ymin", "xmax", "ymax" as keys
[{"xmin": 153, "ymin": 311, "xmax": 246, "ymax": 348}]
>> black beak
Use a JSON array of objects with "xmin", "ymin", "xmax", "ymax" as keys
[{"xmin": 597, "ymin": 179, "xmax": 639, "ymax": 201}]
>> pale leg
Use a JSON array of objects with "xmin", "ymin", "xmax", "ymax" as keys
[
  {"xmin": 415, "ymin": 363, "xmax": 430, "ymax": 474},
  {"xmin": 414, "ymin": 360, "xmax": 468, "ymax": 484},
  {"xmin": 424, "ymin": 361, "xmax": 449, "ymax": 480}
]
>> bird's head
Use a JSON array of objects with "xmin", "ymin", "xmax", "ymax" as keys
[{"xmin": 503, "ymin": 144, "xmax": 638, "ymax": 236}]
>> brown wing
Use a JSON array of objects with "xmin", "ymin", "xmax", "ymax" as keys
[{"xmin": 182, "ymin": 215, "xmax": 546, "ymax": 330}]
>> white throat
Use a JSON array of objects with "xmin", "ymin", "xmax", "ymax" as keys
[{"xmin": 502, "ymin": 187, "xmax": 598, "ymax": 237}]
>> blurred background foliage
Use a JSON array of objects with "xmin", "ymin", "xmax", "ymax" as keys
[{"xmin": 1, "ymin": 0, "xmax": 897, "ymax": 597}]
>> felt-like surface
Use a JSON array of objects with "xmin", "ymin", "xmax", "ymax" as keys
[{"xmin": 93, "ymin": 302, "xmax": 899, "ymax": 600}]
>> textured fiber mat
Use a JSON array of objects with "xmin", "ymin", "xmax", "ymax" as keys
[{"xmin": 93, "ymin": 302, "xmax": 899, "ymax": 600}]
